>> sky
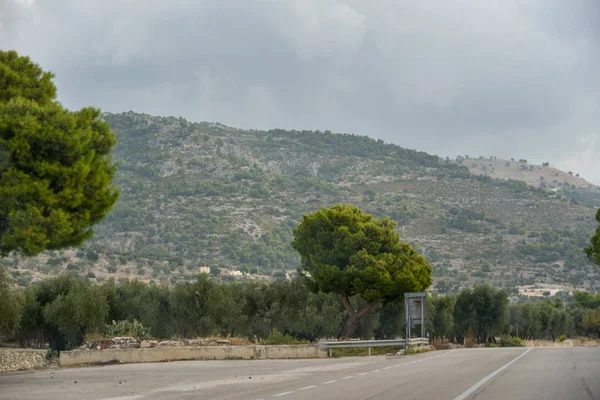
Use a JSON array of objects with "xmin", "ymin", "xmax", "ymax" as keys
[{"xmin": 2, "ymin": 0, "xmax": 599, "ymax": 184}]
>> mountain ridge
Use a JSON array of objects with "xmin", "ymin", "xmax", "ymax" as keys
[{"xmin": 3, "ymin": 111, "xmax": 599, "ymax": 294}]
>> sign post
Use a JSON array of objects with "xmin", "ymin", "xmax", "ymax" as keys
[{"xmin": 404, "ymin": 292, "xmax": 427, "ymax": 339}]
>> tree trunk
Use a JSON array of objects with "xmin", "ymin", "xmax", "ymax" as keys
[
  {"xmin": 341, "ymin": 295, "xmax": 379, "ymax": 338},
  {"xmin": 343, "ymin": 314, "xmax": 360, "ymax": 339}
]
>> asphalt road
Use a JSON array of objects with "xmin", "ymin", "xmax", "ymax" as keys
[{"xmin": 1, "ymin": 348, "xmax": 599, "ymax": 400}]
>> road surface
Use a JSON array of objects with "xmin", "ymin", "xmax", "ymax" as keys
[{"xmin": 1, "ymin": 348, "xmax": 599, "ymax": 400}]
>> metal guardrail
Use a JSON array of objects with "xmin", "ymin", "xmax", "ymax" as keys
[{"xmin": 319, "ymin": 338, "xmax": 429, "ymax": 356}]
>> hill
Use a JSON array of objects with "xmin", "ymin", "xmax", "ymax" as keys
[
  {"xmin": 3, "ymin": 112, "xmax": 599, "ymax": 294},
  {"xmin": 459, "ymin": 156, "xmax": 600, "ymax": 207}
]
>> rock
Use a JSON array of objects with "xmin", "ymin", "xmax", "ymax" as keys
[
  {"xmin": 185, "ymin": 339, "xmax": 209, "ymax": 347},
  {"xmin": 157, "ymin": 340, "xmax": 184, "ymax": 347},
  {"xmin": 307, "ymin": 162, "xmax": 319, "ymax": 177},
  {"xmin": 216, "ymin": 340, "xmax": 230, "ymax": 345},
  {"xmin": 141, "ymin": 340, "xmax": 158, "ymax": 348},
  {"xmin": 0, "ymin": 349, "xmax": 47, "ymax": 373}
]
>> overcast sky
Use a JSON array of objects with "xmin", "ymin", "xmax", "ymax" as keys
[{"xmin": 2, "ymin": 0, "xmax": 599, "ymax": 184}]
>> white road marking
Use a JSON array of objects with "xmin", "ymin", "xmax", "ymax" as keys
[
  {"xmin": 453, "ymin": 348, "xmax": 532, "ymax": 400},
  {"xmin": 371, "ymin": 369, "xmax": 381, "ymax": 373},
  {"xmin": 341, "ymin": 376, "xmax": 354, "ymax": 380},
  {"xmin": 384, "ymin": 366, "xmax": 393, "ymax": 370},
  {"xmin": 322, "ymin": 380, "xmax": 338, "ymax": 385},
  {"xmin": 273, "ymin": 391, "xmax": 295, "ymax": 397},
  {"xmin": 298, "ymin": 385, "xmax": 316, "ymax": 391},
  {"xmin": 358, "ymin": 372, "xmax": 369, "ymax": 376}
]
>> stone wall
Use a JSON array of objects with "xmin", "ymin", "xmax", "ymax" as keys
[
  {"xmin": 60, "ymin": 344, "xmax": 327, "ymax": 367},
  {"xmin": 0, "ymin": 349, "xmax": 47, "ymax": 373},
  {"xmin": 525, "ymin": 339, "xmax": 600, "ymax": 348}
]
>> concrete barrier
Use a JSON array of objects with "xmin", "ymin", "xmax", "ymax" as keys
[
  {"xmin": 265, "ymin": 344, "xmax": 326, "ymax": 359},
  {"xmin": 60, "ymin": 344, "xmax": 327, "ymax": 367},
  {"xmin": 0, "ymin": 349, "xmax": 47, "ymax": 372}
]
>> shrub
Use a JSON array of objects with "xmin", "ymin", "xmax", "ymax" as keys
[
  {"xmin": 500, "ymin": 336, "xmax": 525, "ymax": 347},
  {"xmin": 264, "ymin": 329, "xmax": 308, "ymax": 345},
  {"xmin": 465, "ymin": 335, "xmax": 478, "ymax": 348},
  {"xmin": 46, "ymin": 348, "xmax": 59, "ymax": 360},
  {"xmin": 559, "ymin": 334, "xmax": 567, "ymax": 342},
  {"xmin": 105, "ymin": 319, "xmax": 151, "ymax": 339},
  {"xmin": 432, "ymin": 340, "xmax": 452, "ymax": 350}
]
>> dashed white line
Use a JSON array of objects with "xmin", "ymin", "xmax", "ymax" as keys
[
  {"xmin": 265, "ymin": 350, "xmax": 460, "ymax": 400},
  {"xmin": 273, "ymin": 391, "xmax": 295, "ymax": 397},
  {"xmin": 453, "ymin": 348, "xmax": 532, "ymax": 400}
]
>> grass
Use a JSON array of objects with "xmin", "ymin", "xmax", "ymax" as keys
[{"xmin": 84, "ymin": 333, "xmax": 107, "ymax": 342}]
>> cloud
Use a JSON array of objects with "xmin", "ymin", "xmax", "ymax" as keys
[{"xmin": 2, "ymin": 0, "xmax": 599, "ymax": 183}]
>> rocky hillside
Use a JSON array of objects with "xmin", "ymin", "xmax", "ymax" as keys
[
  {"xmin": 460, "ymin": 156, "xmax": 600, "ymax": 207},
  {"xmin": 4, "ymin": 112, "xmax": 600, "ymax": 293}
]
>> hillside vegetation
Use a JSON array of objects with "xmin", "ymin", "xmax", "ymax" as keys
[{"xmin": 3, "ymin": 112, "xmax": 599, "ymax": 293}]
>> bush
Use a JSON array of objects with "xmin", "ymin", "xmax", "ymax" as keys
[
  {"xmin": 46, "ymin": 348, "xmax": 59, "ymax": 360},
  {"xmin": 500, "ymin": 336, "xmax": 525, "ymax": 347},
  {"xmin": 559, "ymin": 334, "xmax": 567, "ymax": 342},
  {"xmin": 105, "ymin": 320, "xmax": 151, "ymax": 339},
  {"xmin": 264, "ymin": 329, "xmax": 309, "ymax": 345},
  {"xmin": 432, "ymin": 340, "xmax": 452, "ymax": 350},
  {"xmin": 465, "ymin": 336, "xmax": 478, "ymax": 348}
]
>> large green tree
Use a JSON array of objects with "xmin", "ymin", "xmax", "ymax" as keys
[
  {"xmin": 291, "ymin": 204, "xmax": 432, "ymax": 338},
  {"xmin": 0, "ymin": 50, "xmax": 119, "ymax": 256},
  {"xmin": 585, "ymin": 208, "xmax": 600, "ymax": 266},
  {"xmin": 454, "ymin": 283, "xmax": 508, "ymax": 344},
  {"xmin": 430, "ymin": 294, "xmax": 456, "ymax": 344}
]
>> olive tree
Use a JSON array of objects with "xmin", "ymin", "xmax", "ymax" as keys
[{"xmin": 585, "ymin": 208, "xmax": 600, "ymax": 266}]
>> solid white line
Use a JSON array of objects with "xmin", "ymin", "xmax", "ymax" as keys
[
  {"xmin": 453, "ymin": 348, "xmax": 532, "ymax": 400},
  {"xmin": 298, "ymin": 385, "xmax": 316, "ymax": 391},
  {"xmin": 358, "ymin": 372, "xmax": 369, "ymax": 376},
  {"xmin": 371, "ymin": 369, "xmax": 381, "ymax": 373},
  {"xmin": 273, "ymin": 391, "xmax": 294, "ymax": 397},
  {"xmin": 341, "ymin": 376, "xmax": 354, "ymax": 380},
  {"xmin": 322, "ymin": 380, "xmax": 338, "ymax": 385}
]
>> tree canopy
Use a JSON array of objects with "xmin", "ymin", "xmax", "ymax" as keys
[
  {"xmin": 585, "ymin": 208, "xmax": 600, "ymax": 266},
  {"xmin": 291, "ymin": 204, "xmax": 432, "ymax": 337},
  {"xmin": 0, "ymin": 267, "xmax": 22, "ymax": 340},
  {"xmin": 0, "ymin": 50, "xmax": 119, "ymax": 256},
  {"xmin": 454, "ymin": 283, "xmax": 508, "ymax": 343}
]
